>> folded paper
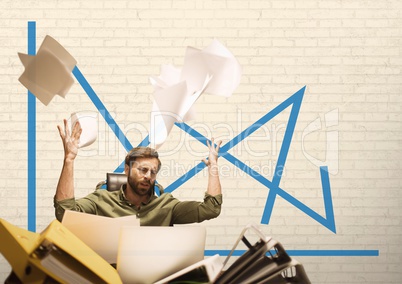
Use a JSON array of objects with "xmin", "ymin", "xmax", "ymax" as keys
[
  {"xmin": 149, "ymin": 75, "xmax": 212, "ymax": 149},
  {"xmin": 69, "ymin": 111, "xmax": 98, "ymax": 148},
  {"xmin": 181, "ymin": 39, "xmax": 242, "ymax": 97},
  {"xmin": 18, "ymin": 35, "xmax": 77, "ymax": 106},
  {"xmin": 149, "ymin": 39, "xmax": 241, "ymax": 149}
]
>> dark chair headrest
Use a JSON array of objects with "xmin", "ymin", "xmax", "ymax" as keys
[
  {"xmin": 105, "ymin": 172, "xmax": 164, "ymax": 195},
  {"xmin": 106, "ymin": 173, "xmax": 127, "ymax": 192}
]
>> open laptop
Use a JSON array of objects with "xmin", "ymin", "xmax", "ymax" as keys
[{"xmin": 117, "ymin": 226, "xmax": 206, "ymax": 284}]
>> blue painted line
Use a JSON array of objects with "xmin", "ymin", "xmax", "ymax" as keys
[
  {"xmin": 222, "ymin": 152, "xmax": 275, "ymax": 189},
  {"xmin": 173, "ymin": 88, "xmax": 336, "ymax": 233},
  {"xmin": 285, "ymin": 250, "xmax": 379, "ymax": 257},
  {"xmin": 162, "ymin": 123, "xmax": 213, "ymax": 192},
  {"xmin": 216, "ymin": 141, "xmax": 335, "ymax": 231},
  {"xmin": 262, "ymin": 87, "xmax": 304, "ymax": 225},
  {"xmin": 114, "ymin": 160, "xmax": 126, "ymax": 173},
  {"xmin": 72, "ymin": 66, "xmax": 134, "ymax": 152},
  {"xmin": 320, "ymin": 166, "xmax": 336, "ymax": 233},
  {"xmin": 220, "ymin": 87, "xmax": 305, "ymax": 154},
  {"xmin": 27, "ymin": 21, "xmax": 36, "ymax": 232},
  {"xmin": 173, "ymin": 87, "xmax": 310, "ymax": 228},
  {"xmin": 72, "ymin": 67, "xmax": 153, "ymax": 173},
  {"xmin": 164, "ymin": 161, "xmax": 207, "ymax": 193},
  {"xmin": 113, "ymin": 135, "xmax": 151, "ymax": 173},
  {"xmin": 204, "ymin": 250, "xmax": 379, "ymax": 257},
  {"xmin": 70, "ymin": 58, "xmax": 378, "ymax": 256},
  {"xmin": 24, "ymin": 22, "xmax": 377, "ymax": 257},
  {"xmin": 138, "ymin": 135, "xmax": 150, "ymax": 147},
  {"xmin": 272, "ymin": 87, "xmax": 305, "ymax": 185},
  {"xmin": 83, "ymin": 85, "xmax": 314, "ymax": 231},
  {"xmin": 226, "ymin": 159, "xmax": 334, "ymax": 232},
  {"xmin": 161, "ymin": 123, "xmax": 209, "ymax": 192}
]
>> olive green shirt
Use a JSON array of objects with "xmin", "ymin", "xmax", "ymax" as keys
[{"xmin": 54, "ymin": 184, "xmax": 222, "ymax": 226}]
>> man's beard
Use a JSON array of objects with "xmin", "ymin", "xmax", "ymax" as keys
[{"xmin": 127, "ymin": 173, "xmax": 154, "ymax": 197}]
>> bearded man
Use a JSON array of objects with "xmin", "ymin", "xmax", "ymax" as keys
[{"xmin": 54, "ymin": 119, "xmax": 223, "ymax": 226}]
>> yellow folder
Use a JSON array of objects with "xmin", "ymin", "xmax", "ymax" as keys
[{"xmin": 0, "ymin": 218, "xmax": 122, "ymax": 284}]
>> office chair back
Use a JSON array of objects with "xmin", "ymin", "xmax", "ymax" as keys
[
  {"xmin": 107, "ymin": 173, "xmax": 127, "ymax": 192},
  {"xmin": 96, "ymin": 173, "xmax": 164, "ymax": 195}
]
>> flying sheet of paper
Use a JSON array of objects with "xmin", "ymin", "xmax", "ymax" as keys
[
  {"xmin": 62, "ymin": 210, "xmax": 140, "ymax": 264},
  {"xmin": 149, "ymin": 64, "xmax": 182, "ymax": 90},
  {"xmin": 18, "ymin": 35, "xmax": 77, "ymax": 106},
  {"xmin": 149, "ymin": 64, "xmax": 196, "ymax": 148},
  {"xmin": 149, "ymin": 75, "xmax": 212, "ymax": 149},
  {"xmin": 69, "ymin": 111, "xmax": 98, "ymax": 148},
  {"xmin": 149, "ymin": 39, "xmax": 241, "ymax": 149},
  {"xmin": 181, "ymin": 39, "xmax": 242, "ymax": 97}
]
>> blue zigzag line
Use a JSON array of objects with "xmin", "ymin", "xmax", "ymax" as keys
[
  {"xmin": 262, "ymin": 87, "xmax": 304, "ymax": 225},
  {"xmin": 27, "ymin": 21, "xmax": 379, "ymax": 256},
  {"xmin": 174, "ymin": 121, "xmax": 336, "ymax": 233},
  {"xmin": 72, "ymin": 66, "xmax": 134, "ymax": 152},
  {"xmin": 73, "ymin": 67, "xmax": 335, "ymax": 233},
  {"xmin": 72, "ymin": 66, "xmax": 151, "ymax": 173},
  {"xmin": 165, "ymin": 86, "xmax": 306, "ymax": 192}
]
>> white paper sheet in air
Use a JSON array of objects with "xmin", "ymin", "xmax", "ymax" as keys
[
  {"xmin": 149, "ymin": 39, "xmax": 242, "ymax": 149},
  {"xmin": 18, "ymin": 35, "xmax": 77, "ymax": 106},
  {"xmin": 149, "ymin": 74, "xmax": 212, "ymax": 149},
  {"xmin": 69, "ymin": 111, "xmax": 98, "ymax": 148},
  {"xmin": 181, "ymin": 39, "xmax": 242, "ymax": 97}
]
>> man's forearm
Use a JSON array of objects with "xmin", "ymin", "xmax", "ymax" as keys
[
  {"xmin": 55, "ymin": 160, "xmax": 75, "ymax": 200},
  {"xmin": 206, "ymin": 164, "xmax": 221, "ymax": 196}
]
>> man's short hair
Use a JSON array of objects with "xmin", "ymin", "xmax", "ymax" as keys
[{"xmin": 125, "ymin": 147, "xmax": 161, "ymax": 172}]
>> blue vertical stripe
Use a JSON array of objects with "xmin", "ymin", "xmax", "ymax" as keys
[{"xmin": 27, "ymin": 21, "xmax": 36, "ymax": 232}]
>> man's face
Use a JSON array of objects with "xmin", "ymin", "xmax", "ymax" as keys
[{"xmin": 126, "ymin": 157, "xmax": 159, "ymax": 197}]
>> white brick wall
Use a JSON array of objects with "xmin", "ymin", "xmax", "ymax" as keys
[{"xmin": 1, "ymin": 0, "xmax": 401, "ymax": 282}]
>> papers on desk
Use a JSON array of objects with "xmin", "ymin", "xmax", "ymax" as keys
[{"xmin": 61, "ymin": 210, "xmax": 139, "ymax": 264}]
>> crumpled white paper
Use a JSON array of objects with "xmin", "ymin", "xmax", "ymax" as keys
[
  {"xmin": 69, "ymin": 111, "xmax": 98, "ymax": 148},
  {"xmin": 149, "ymin": 39, "xmax": 242, "ymax": 149},
  {"xmin": 18, "ymin": 35, "xmax": 77, "ymax": 106}
]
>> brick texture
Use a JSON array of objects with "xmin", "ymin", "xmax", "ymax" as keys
[{"xmin": 0, "ymin": 0, "xmax": 401, "ymax": 282}]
